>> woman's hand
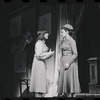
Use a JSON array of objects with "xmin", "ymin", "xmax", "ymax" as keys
[
  {"xmin": 65, "ymin": 63, "xmax": 69, "ymax": 70},
  {"xmin": 49, "ymin": 49, "xmax": 54, "ymax": 56}
]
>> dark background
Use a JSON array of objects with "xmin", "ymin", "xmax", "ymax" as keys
[
  {"xmin": 0, "ymin": 1, "xmax": 100, "ymax": 99},
  {"xmin": 77, "ymin": 4, "xmax": 100, "ymax": 92}
]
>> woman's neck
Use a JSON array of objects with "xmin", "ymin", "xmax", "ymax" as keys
[
  {"xmin": 41, "ymin": 39, "xmax": 45, "ymax": 43},
  {"xmin": 66, "ymin": 34, "xmax": 70, "ymax": 39},
  {"xmin": 63, "ymin": 35, "xmax": 70, "ymax": 41}
]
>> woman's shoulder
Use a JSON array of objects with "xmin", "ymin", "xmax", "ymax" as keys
[
  {"xmin": 68, "ymin": 36, "xmax": 76, "ymax": 44},
  {"xmin": 35, "ymin": 40, "xmax": 43, "ymax": 46},
  {"xmin": 36, "ymin": 40, "xmax": 43, "ymax": 44}
]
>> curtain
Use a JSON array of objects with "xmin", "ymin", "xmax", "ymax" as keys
[
  {"xmin": 98, "ymin": 4, "xmax": 100, "ymax": 10},
  {"xmin": 60, "ymin": 4, "xmax": 85, "ymax": 40},
  {"xmin": 53, "ymin": 4, "xmax": 85, "ymax": 97}
]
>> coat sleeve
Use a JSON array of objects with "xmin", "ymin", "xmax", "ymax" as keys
[
  {"xmin": 35, "ymin": 41, "xmax": 51, "ymax": 59},
  {"xmin": 67, "ymin": 39, "xmax": 78, "ymax": 65},
  {"xmin": 35, "ymin": 41, "xmax": 43, "ymax": 57}
]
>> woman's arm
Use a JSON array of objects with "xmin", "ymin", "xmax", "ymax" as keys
[
  {"xmin": 35, "ymin": 41, "xmax": 54, "ymax": 60},
  {"xmin": 66, "ymin": 39, "xmax": 78, "ymax": 66},
  {"xmin": 39, "ymin": 50, "xmax": 54, "ymax": 59}
]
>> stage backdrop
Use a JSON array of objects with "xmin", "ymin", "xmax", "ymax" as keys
[{"xmin": 10, "ymin": 16, "xmax": 21, "ymax": 38}]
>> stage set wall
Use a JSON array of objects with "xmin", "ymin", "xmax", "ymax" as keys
[{"xmin": 0, "ymin": 5, "xmax": 57, "ymax": 98}]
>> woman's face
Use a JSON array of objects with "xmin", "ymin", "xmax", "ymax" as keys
[
  {"xmin": 44, "ymin": 32, "xmax": 49, "ymax": 39},
  {"xmin": 61, "ymin": 29, "xmax": 68, "ymax": 38}
]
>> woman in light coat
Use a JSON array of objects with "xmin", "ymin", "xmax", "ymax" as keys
[{"xmin": 29, "ymin": 30, "xmax": 54, "ymax": 97}]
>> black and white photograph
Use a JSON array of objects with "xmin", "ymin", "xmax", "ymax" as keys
[{"xmin": 1, "ymin": 0, "xmax": 100, "ymax": 100}]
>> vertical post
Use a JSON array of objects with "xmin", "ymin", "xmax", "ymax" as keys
[
  {"xmin": 19, "ymin": 80, "xmax": 22, "ymax": 97},
  {"xmin": 87, "ymin": 57, "xmax": 100, "ymax": 94},
  {"xmin": 87, "ymin": 57, "xmax": 98, "ymax": 85}
]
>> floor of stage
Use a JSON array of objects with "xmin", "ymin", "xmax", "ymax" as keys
[
  {"xmin": 4, "ymin": 93, "xmax": 100, "ymax": 100},
  {"xmin": 20, "ymin": 93, "xmax": 100, "ymax": 98},
  {"xmin": 20, "ymin": 88, "xmax": 100, "ymax": 98}
]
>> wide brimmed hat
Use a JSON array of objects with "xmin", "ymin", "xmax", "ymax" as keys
[
  {"xmin": 63, "ymin": 24, "xmax": 73, "ymax": 31},
  {"xmin": 37, "ymin": 30, "xmax": 48, "ymax": 35}
]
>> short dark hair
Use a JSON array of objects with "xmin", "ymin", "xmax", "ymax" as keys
[{"xmin": 37, "ymin": 29, "xmax": 48, "ymax": 40}]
